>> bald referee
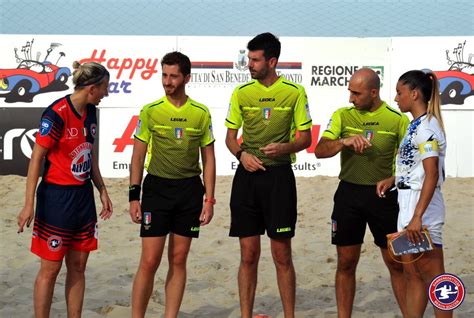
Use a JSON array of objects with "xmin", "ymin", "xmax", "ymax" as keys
[{"xmin": 315, "ymin": 68, "xmax": 409, "ymax": 318}]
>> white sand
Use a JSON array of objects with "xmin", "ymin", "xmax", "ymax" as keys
[{"xmin": 1, "ymin": 176, "xmax": 473, "ymax": 317}]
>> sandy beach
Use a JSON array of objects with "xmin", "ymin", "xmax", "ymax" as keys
[{"xmin": 1, "ymin": 175, "xmax": 473, "ymax": 317}]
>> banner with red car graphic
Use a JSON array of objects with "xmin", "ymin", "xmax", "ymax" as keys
[{"xmin": 1, "ymin": 35, "xmax": 473, "ymax": 177}]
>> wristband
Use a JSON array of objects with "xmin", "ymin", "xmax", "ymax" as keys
[
  {"xmin": 129, "ymin": 184, "xmax": 141, "ymax": 202},
  {"xmin": 204, "ymin": 198, "xmax": 216, "ymax": 205},
  {"xmin": 235, "ymin": 149, "xmax": 244, "ymax": 161}
]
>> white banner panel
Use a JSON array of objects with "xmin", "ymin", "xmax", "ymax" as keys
[
  {"xmin": 391, "ymin": 37, "xmax": 474, "ymax": 177},
  {"xmin": 2, "ymin": 35, "xmax": 472, "ymax": 177},
  {"xmin": 0, "ymin": 35, "xmax": 176, "ymax": 108},
  {"xmin": 302, "ymin": 37, "xmax": 393, "ymax": 177},
  {"xmin": 391, "ymin": 37, "xmax": 474, "ymax": 110},
  {"xmin": 98, "ymin": 108, "xmax": 138, "ymax": 178}
]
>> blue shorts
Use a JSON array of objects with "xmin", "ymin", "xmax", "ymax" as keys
[{"xmin": 31, "ymin": 181, "xmax": 97, "ymax": 261}]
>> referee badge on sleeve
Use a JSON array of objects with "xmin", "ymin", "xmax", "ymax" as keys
[{"xmin": 135, "ymin": 119, "xmax": 142, "ymax": 135}]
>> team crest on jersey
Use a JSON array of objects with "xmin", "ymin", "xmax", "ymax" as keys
[
  {"xmin": 90, "ymin": 124, "xmax": 97, "ymax": 138},
  {"xmin": 144, "ymin": 212, "xmax": 152, "ymax": 230},
  {"xmin": 40, "ymin": 118, "xmax": 53, "ymax": 136},
  {"xmin": 263, "ymin": 108, "xmax": 271, "ymax": 120},
  {"xmin": 364, "ymin": 129, "xmax": 374, "ymax": 141},
  {"xmin": 47, "ymin": 235, "xmax": 62, "ymax": 252},
  {"xmin": 175, "ymin": 128, "xmax": 183, "ymax": 139}
]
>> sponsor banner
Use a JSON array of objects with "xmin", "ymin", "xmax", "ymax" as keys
[
  {"xmin": 392, "ymin": 37, "xmax": 474, "ymax": 177},
  {"xmin": 303, "ymin": 37, "xmax": 392, "ymax": 134},
  {"xmin": 0, "ymin": 34, "xmax": 176, "ymax": 108},
  {"xmin": 180, "ymin": 36, "xmax": 304, "ymax": 90},
  {"xmin": 2, "ymin": 35, "xmax": 473, "ymax": 177},
  {"xmin": 99, "ymin": 107, "xmax": 338, "ymax": 177},
  {"xmin": 391, "ymin": 37, "xmax": 474, "ymax": 110},
  {"xmin": 0, "ymin": 108, "xmax": 43, "ymax": 176},
  {"xmin": 98, "ymin": 108, "xmax": 138, "ymax": 177},
  {"xmin": 180, "ymin": 36, "xmax": 306, "ymax": 121},
  {"xmin": 443, "ymin": 111, "xmax": 474, "ymax": 177},
  {"xmin": 302, "ymin": 38, "xmax": 392, "ymax": 177}
]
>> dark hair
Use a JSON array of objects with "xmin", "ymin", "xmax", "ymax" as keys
[
  {"xmin": 72, "ymin": 61, "xmax": 109, "ymax": 88},
  {"xmin": 398, "ymin": 70, "xmax": 444, "ymax": 132},
  {"xmin": 247, "ymin": 32, "xmax": 281, "ymax": 61},
  {"xmin": 161, "ymin": 51, "xmax": 191, "ymax": 76}
]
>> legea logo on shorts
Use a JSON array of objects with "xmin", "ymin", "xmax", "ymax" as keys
[
  {"xmin": 429, "ymin": 273, "xmax": 466, "ymax": 311},
  {"xmin": 69, "ymin": 142, "xmax": 93, "ymax": 181}
]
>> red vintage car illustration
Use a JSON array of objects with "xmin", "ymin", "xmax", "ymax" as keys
[{"xmin": 0, "ymin": 40, "xmax": 71, "ymax": 103}]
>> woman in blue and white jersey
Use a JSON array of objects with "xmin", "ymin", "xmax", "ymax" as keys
[{"xmin": 394, "ymin": 70, "xmax": 451, "ymax": 318}]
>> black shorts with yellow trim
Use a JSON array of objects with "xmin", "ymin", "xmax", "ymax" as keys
[
  {"xmin": 229, "ymin": 164, "xmax": 297, "ymax": 239},
  {"xmin": 140, "ymin": 174, "xmax": 204, "ymax": 238}
]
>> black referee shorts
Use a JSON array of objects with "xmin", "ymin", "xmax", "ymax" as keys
[
  {"xmin": 229, "ymin": 164, "xmax": 297, "ymax": 239},
  {"xmin": 140, "ymin": 174, "xmax": 205, "ymax": 238},
  {"xmin": 331, "ymin": 180, "xmax": 399, "ymax": 248}
]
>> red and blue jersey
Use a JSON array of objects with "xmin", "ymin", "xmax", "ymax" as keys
[{"xmin": 36, "ymin": 95, "xmax": 97, "ymax": 185}]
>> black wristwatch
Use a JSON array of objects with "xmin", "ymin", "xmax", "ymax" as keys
[{"xmin": 235, "ymin": 149, "xmax": 244, "ymax": 161}]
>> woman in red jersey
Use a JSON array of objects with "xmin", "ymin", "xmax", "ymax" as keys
[{"xmin": 17, "ymin": 61, "xmax": 113, "ymax": 317}]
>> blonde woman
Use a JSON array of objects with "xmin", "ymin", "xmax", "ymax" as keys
[{"xmin": 17, "ymin": 61, "xmax": 113, "ymax": 318}]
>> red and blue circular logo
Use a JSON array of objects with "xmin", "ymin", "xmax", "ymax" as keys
[{"xmin": 429, "ymin": 273, "xmax": 465, "ymax": 311}]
